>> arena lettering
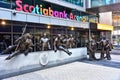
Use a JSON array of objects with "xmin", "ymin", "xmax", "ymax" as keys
[{"xmin": 15, "ymin": 0, "xmax": 87, "ymax": 22}]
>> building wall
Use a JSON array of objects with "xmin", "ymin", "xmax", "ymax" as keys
[
  {"xmin": 86, "ymin": 0, "xmax": 91, "ymax": 8},
  {"xmin": 0, "ymin": 8, "xmax": 89, "ymax": 29},
  {"xmin": 99, "ymin": 12, "xmax": 112, "ymax": 25},
  {"xmin": 99, "ymin": 12, "xmax": 113, "ymax": 41},
  {"xmin": 99, "ymin": 12, "xmax": 112, "ymax": 41}
]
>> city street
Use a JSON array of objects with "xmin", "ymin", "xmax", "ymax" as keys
[{"xmin": 3, "ymin": 49, "xmax": 120, "ymax": 80}]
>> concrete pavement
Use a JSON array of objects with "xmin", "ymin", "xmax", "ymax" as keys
[
  {"xmin": 2, "ymin": 56, "xmax": 120, "ymax": 80},
  {"xmin": 3, "ymin": 61, "xmax": 120, "ymax": 80},
  {"xmin": 2, "ymin": 49, "xmax": 120, "ymax": 80},
  {"xmin": 82, "ymin": 50, "xmax": 120, "ymax": 69}
]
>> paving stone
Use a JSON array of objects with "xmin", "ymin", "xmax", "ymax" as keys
[
  {"xmin": 3, "ymin": 61, "xmax": 120, "ymax": 80},
  {"xmin": 3, "ymin": 50, "xmax": 120, "ymax": 80}
]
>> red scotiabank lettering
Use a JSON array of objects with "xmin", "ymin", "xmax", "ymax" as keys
[
  {"xmin": 16, "ymin": 0, "xmax": 22, "ymax": 11},
  {"xmin": 73, "ymin": 15, "xmax": 76, "ymax": 20},
  {"xmin": 29, "ymin": 6, "xmax": 34, "ymax": 12},
  {"xmin": 16, "ymin": 0, "xmax": 34, "ymax": 12},
  {"xmin": 23, "ymin": 4, "xmax": 29, "ymax": 12}
]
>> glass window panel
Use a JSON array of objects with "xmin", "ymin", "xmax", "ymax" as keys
[
  {"xmin": 91, "ymin": 0, "xmax": 120, "ymax": 7},
  {"xmin": 0, "ymin": 25, "xmax": 11, "ymax": 32},
  {"xmin": 0, "ymin": 33, "xmax": 11, "ymax": 53},
  {"xmin": 0, "ymin": 0, "xmax": 11, "ymax": 9},
  {"xmin": 62, "ymin": 0, "xmax": 84, "ymax": 7}
]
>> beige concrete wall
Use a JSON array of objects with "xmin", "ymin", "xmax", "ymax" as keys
[{"xmin": 99, "ymin": 12, "xmax": 112, "ymax": 25}]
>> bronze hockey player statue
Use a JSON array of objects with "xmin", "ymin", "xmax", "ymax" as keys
[
  {"xmin": 105, "ymin": 39, "xmax": 112, "ymax": 60},
  {"xmin": 69, "ymin": 34, "xmax": 75, "ymax": 48},
  {"xmin": 40, "ymin": 33, "xmax": 51, "ymax": 51},
  {"xmin": 62, "ymin": 35, "xmax": 70, "ymax": 49},
  {"xmin": 87, "ymin": 36, "xmax": 97, "ymax": 61},
  {"xmin": 54, "ymin": 34, "xmax": 72, "ymax": 56},
  {"xmin": 1, "ymin": 33, "xmax": 33, "ymax": 60},
  {"xmin": 100, "ymin": 37, "xmax": 112, "ymax": 60}
]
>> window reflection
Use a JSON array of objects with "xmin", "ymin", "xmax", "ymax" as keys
[
  {"xmin": 91, "ymin": 0, "xmax": 120, "ymax": 7},
  {"xmin": 0, "ymin": 21, "xmax": 89, "ymax": 54},
  {"xmin": 62, "ymin": 0, "xmax": 84, "ymax": 7}
]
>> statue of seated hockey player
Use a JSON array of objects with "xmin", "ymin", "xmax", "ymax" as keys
[
  {"xmin": 23, "ymin": 33, "xmax": 33, "ymax": 56},
  {"xmin": 54, "ymin": 34, "xmax": 72, "ymax": 56},
  {"xmin": 2, "ymin": 33, "xmax": 33, "ymax": 60},
  {"xmin": 40, "ymin": 33, "xmax": 51, "ymax": 51}
]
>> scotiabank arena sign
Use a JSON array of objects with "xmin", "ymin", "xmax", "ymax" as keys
[{"xmin": 15, "ymin": 0, "xmax": 88, "ymax": 22}]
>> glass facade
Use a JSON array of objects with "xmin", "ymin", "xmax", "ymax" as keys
[
  {"xmin": 88, "ymin": 15, "xmax": 99, "ymax": 23},
  {"xmin": 91, "ymin": 0, "xmax": 120, "ymax": 7},
  {"xmin": 0, "ymin": 0, "xmax": 99, "ymax": 53},
  {"xmin": 0, "ymin": 0, "xmax": 43, "ymax": 9},
  {"xmin": 0, "ymin": 0, "xmax": 83, "ymax": 9},
  {"xmin": 0, "ymin": 0, "xmax": 99, "ymax": 23},
  {"xmin": 112, "ymin": 15, "xmax": 120, "ymax": 45},
  {"xmin": 62, "ymin": 0, "xmax": 84, "ymax": 7},
  {"xmin": 0, "ymin": 20, "xmax": 89, "ymax": 53},
  {"xmin": 0, "ymin": 0, "xmax": 94, "ymax": 22}
]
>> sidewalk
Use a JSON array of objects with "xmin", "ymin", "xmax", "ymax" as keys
[
  {"xmin": 3, "ymin": 61, "xmax": 120, "ymax": 80},
  {"xmin": 2, "ymin": 50, "xmax": 120, "ymax": 80}
]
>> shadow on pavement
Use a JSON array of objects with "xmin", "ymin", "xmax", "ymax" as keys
[
  {"xmin": 111, "ymin": 51, "xmax": 120, "ymax": 55},
  {"xmin": 79, "ymin": 59, "xmax": 120, "ymax": 69}
]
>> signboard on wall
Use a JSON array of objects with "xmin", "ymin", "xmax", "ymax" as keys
[{"xmin": 15, "ymin": 0, "xmax": 88, "ymax": 22}]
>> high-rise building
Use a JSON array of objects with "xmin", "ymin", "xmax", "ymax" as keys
[{"xmin": 87, "ymin": 0, "xmax": 120, "ymax": 45}]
